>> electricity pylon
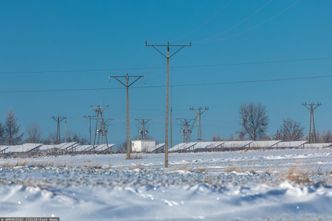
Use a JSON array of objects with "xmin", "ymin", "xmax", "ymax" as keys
[
  {"xmin": 110, "ymin": 74, "xmax": 143, "ymax": 160},
  {"xmin": 146, "ymin": 41, "xmax": 191, "ymax": 168},
  {"xmin": 135, "ymin": 118, "xmax": 150, "ymax": 140},
  {"xmin": 92, "ymin": 105, "xmax": 109, "ymax": 150},
  {"xmin": 190, "ymin": 107, "xmax": 209, "ymax": 141},
  {"xmin": 52, "ymin": 116, "xmax": 67, "ymax": 144},
  {"xmin": 177, "ymin": 118, "xmax": 194, "ymax": 143},
  {"xmin": 303, "ymin": 102, "xmax": 321, "ymax": 143}
]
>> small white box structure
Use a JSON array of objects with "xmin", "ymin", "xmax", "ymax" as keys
[{"xmin": 131, "ymin": 140, "xmax": 156, "ymax": 153}]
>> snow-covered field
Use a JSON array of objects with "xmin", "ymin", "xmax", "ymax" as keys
[{"xmin": 1, "ymin": 148, "xmax": 332, "ymax": 220}]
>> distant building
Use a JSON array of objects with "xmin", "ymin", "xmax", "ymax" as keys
[{"xmin": 131, "ymin": 140, "xmax": 156, "ymax": 153}]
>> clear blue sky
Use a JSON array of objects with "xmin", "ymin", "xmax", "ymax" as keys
[{"xmin": 0, "ymin": 0, "xmax": 332, "ymax": 144}]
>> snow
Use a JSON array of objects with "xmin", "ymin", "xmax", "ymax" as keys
[
  {"xmin": 208, "ymin": 141, "xmax": 224, "ymax": 149},
  {"xmin": 94, "ymin": 144, "xmax": 114, "ymax": 152},
  {"xmin": 192, "ymin": 141, "xmax": 214, "ymax": 150},
  {"xmin": 56, "ymin": 142, "xmax": 79, "ymax": 151},
  {"xmin": 39, "ymin": 144, "xmax": 56, "ymax": 151},
  {"xmin": 221, "ymin": 140, "xmax": 252, "ymax": 148},
  {"xmin": 0, "ymin": 145, "xmax": 8, "ymax": 153},
  {"xmin": 169, "ymin": 142, "xmax": 197, "ymax": 152},
  {"xmin": 5, "ymin": 143, "xmax": 42, "ymax": 153},
  {"xmin": 74, "ymin": 144, "xmax": 92, "ymax": 152},
  {"xmin": 151, "ymin": 143, "xmax": 165, "ymax": 153},
  {"xmin": 1, "ymin": 148, "xmax": 332, "ymax": 220},
  {"xmin": 303, "ymin": 143, "xmax": 332, "ymax": 148},
  {"xmin": 248, "ymin": 140, "xmax": 280, "ymax": 148},
  {"xmin": 273, "ymin": 141, "xmax": 307, "ymax": 148}
]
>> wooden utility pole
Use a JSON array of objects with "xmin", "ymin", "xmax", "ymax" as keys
[
  {"xmin": 83, "ymin": 115, "xmax": 96, "ymax": 145},
  {"xmin": 145, "ymin": 41, "xmax": 191, "ymax": 168},
  {"xmin": 110, "ymin": 74, "xmax": 143, "ymax": 159}
]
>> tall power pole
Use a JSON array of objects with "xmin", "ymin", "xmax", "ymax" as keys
[
  {"xmin": 52, "ymin": 116, "xmax": 67, "ymax": 144},
  {"xmin": 146, "ymin": 41, "xmax": 191, "ymax": 168},
  {"xmin": 302, "ymin": 102, "xmax": 321, "ymax": 143},
  {"xmin": 83, "ymin": 115, "xmax": 96, "ymax": 145},
  {"xmin": 177, "ymin": 118, "xmax": 194, "ymax": 143},
  {"xmin": 92, "ymin": 105, "xmax": 109, "ymax": 150},
  {"xmin": 190, "ymin": 107, "xmax": 209, "ymax": 141},
  {"xmin": 110, "ymin": 74, "xmax": 143, "ymax": 160},
  {"xmin": 135, "ymin": 118, "xmax": 150, "ymax": 140}
]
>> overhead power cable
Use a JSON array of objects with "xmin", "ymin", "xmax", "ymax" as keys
[
  {"xmin": 0, "ymin": 56, "xmax": 332, "ymax": 75},
  {"xmin": 0, "ymin": 73, "xmax": 331, "ymax": 94}
]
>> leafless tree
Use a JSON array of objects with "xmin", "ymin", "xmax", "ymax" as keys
[
  {"xmin": 65, "ymin": 133, "xmax": 88, "ymax": 144},
  {"xmin": 0, "ymin": 122, "xmax": 4, "ymax": 144},
  {"xmin": 240, "ymin": 103, "xmax": 269, "ymax": 140},
  {"xmin": 4, "ymin": 111, "xmax": 23, "ymax": 145},
  {"xmin": 212, "ymin": 135, "xmax": 223, "ymax": 141},
  {"xmin": 26, "ymin": 124, "xmax": 41, "ymax": 143},
  {"xmin": 317, "ymin": 130, "xmax": 332, "ymax": 142},
  {"xmin": 275, "ymin": 119, "xmax": 304, "ymax": 141}
]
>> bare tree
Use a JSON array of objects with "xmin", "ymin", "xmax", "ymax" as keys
[
  {"xmin": 240, "ymin": 103, "xmax": 269, "ymax": 140},
  {"xmin": 26, "ymin": 124, "xmax": 41, "ymax": 143},
  {"xmin": 0, "ymin": 122, "xmax": 4, "ymax": 144},
  {"xmin": 4, "ymin": 111, "xmax": 23, "ymax": 145},
  {"xmin": 317, "ymin": 130, "xmax": 332, "ymax": 142},
  {"xmin": 275, "ymin": 119, "xmax": 304, "ymax": 141},
  {"xmin": 65, "ymin": 133, "xmax": 88, "ymax": 144},
  {"xmin": 212, "ymin": 135, "xmax": 223, "ymax": 141}
]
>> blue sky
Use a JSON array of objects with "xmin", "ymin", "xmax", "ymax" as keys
[{"xmin": 0, "ymin": 0, "xmax": 332, "ymax": 144}]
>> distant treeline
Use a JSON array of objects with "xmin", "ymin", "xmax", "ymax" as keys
[{"xmin": 2, "ymin": 103, "xmax": 332, "ymax": 146}]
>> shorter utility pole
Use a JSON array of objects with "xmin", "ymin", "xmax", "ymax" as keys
[
  {"xmin": 190, "ymin": 107, "xmax": 209, "ymax": 141},
  {"xmin": 83, "ymin": 115, "xmax": 96, "ymax": 145},
  {"xmin": 52, "ymin": 116, "xmax": 67, "ymax": 144},
  {"xmin": 177, "ymin": 118, "xmax": 194, "ymax": 143},
  {"xmin": 110, "ymin": 73, "xmax": 143, "ymax": 160},
  {"xmin": 135, "ymin": 118, "xmax": 151, "ymax": 140},
  {"xmin": 302, "ymin": 102, "xmax": 321, "ymax": 143},
  {"xmin": 92, "ymin": 105, "xmax": 109, "ymax": 150}
]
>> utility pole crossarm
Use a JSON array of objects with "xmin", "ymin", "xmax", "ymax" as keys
[
  {"xmin": 128, "ymin": 76, "xmax": 143, "ymax": 87},
  {"xmin": 110, "ymin": 75, "xmax": 144, "ymax": 87},
  {"xmin": 112, "ymin": 77, "xmax": 127, "ymax": 87},
  {"xmin": 170, "ymin": 43, "xmax": 191, "ymax": 58},
  {"xmin": 150, "ymin": 45, "xmax": 167, "ymax": 58}
]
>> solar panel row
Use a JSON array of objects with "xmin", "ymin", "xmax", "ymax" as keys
[
  {"xmin": 0, "ymin": 142, "xmax": 115, "ymax": 155},
  {"xmin": 169, "ymin": 140, "xmax": 332, "ymax": 152}
]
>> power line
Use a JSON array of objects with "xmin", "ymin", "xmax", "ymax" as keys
[
  {"xmin": 83, "ymin": 115, "xmax": 96, "ymax": 145},
  {"xmin": 194, "ymin": 0, "xmax": 273, "ymax": 44},
  {"xmin": 1, "ymin": 56, "xmax": 332, "ymax": 75},
  {"xmin": 0, "ymin": 73, "xmax": 332, "ymax": 94},
  {"xmin": 232, "ymin": 0, "xmax": 300, "ymax": 39}
]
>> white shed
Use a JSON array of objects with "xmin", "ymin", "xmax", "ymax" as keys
[{"xmin": 131, "ymin": 140, "xmax": 156, "ymax": 152}]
